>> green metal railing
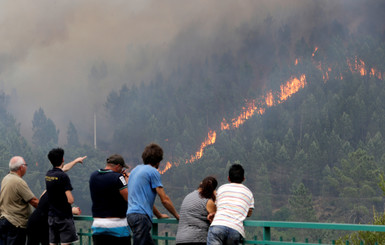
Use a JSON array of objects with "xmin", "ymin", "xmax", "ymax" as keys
[{"xmin": 74, "ymin": 216, "xmax": 385, "ymax": 244}]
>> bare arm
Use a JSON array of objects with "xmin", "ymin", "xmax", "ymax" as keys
[
  {"xmin": 153, "ymin": 206, "xmax": 169, "ymax": 219},
  {"xmin": 247, "ymin": 208, "xmax": 253, "ymax": 217},
  {"xmin": 62, "ymin": 156, "xmax": 87, "ymax": 172},
  {"xmin": 65, "ymin": 190, "xmax": 74, "ymax": 205},
  {"xmin": 206, "ymin": 199, "xmax": 216, "ymax": 214},
  {"xmin": 29, "ymin": 197, "xmax": 39, "ymax": 208},
  {"xmin": 156, "ymin": 187, "xmax": 179, "ymax": 220},
  {"xmin": 206, "ymin": 199, "xmax": 216, "ymax": 223}
]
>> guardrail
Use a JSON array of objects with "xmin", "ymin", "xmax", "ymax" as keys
[{"xmin": 74, "ymin": 216, "xmax": 385, "ymax": 244}]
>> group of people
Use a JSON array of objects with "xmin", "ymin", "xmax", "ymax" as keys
[
  {"xmin": 0, "ymin": 148, "xmax": 86, "ymax": 245},
  {"xmin": 0, "ymin": 142, "xmax": 254, "ymax": 245}
]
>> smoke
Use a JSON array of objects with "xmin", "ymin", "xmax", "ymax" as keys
[{"xmin": 0, "ymin": 0, "xmax": 382, "ymax": 144}]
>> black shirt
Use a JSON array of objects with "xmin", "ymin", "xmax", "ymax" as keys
[
  {"xmin": 45, "ymin": 168, "xmax": 73, "ymax": 219},
  {"xmin": 89, "ymin": 169, "xmax": 127, "ymax": 218}
]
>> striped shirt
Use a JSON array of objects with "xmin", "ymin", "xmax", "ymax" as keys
[
  {"xmin": 176, "ymin": 190, "xmax": 210, "ymax": 244},
  {"xmin": 210, "ymin": 183, "xmax": 254, "ymax": 237}
]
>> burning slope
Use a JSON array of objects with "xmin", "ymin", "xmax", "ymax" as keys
[
  {"xmin": 159, "ymin": 47, "xmax": 383, "ymax": 174},
  {"xmin": 159, "ymin": 74, "xmax": 307, "ymax": 174}
]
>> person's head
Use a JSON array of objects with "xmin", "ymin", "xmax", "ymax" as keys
[
  {"xmin": 142, "ymin": 143, "xmax": 163, "ymax": 168},
  {"xmin": 228, "ymin": 164, "xmax": 245, "ymax": 183},
  {"xmin": 9, "ymin": 156, "xmax": 27, "ymax": 177},
  {"xmin": 47, "ymin": 148, "xmax": 65, "ymax": 167},
  {"xmin": 199, "ymin": 176, "xmax": 218, "ymax": 201},
  {"xmin": 106, "ymin": 154, "xmax": 128, "ymax": 173}
]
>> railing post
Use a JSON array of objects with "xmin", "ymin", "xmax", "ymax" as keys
[
  {"xmin": 79, "ymin": 228, "xmax": 83, "ymax": 245},
  {"xmin": 263, "ymin": 225, "xmax": 271, "ymax": 245},
  {"xmin": 89, "ymin": 228, "xmax": 92, "ymax": 245},
  {"xmin": 152, "ymin": 222, "xmax": 159, "ymax": 245}
]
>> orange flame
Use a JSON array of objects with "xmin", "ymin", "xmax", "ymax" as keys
[
  {"xmin": 279, "ymin": 75, "xmax": 307, "ymax": 101},
  {"xmin": 159, "ymin": 130, "xmax": 217, "ymax": 174},
  {"xmin": 159, "ymin": 161, "xmax": 172, "ymax": 174},
  {"xmin": 312, "ymin": 47, "xmax": 318, "ymax": 57},
  {"xmin": 159, "ymin": 74, "xmax": 308, "ymax": 174},
  {"xmin": 265, "ymin": 91, "xmax": 274, "ymax": 107},
  {"xmin": 186, "ymin": 130, "xmax": 217, "ymax": 163},
  {"xmin": 159, "ymin": 48, "xmax": 384, "ymax": 174}
]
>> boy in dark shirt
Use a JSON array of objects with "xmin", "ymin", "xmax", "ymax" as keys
[{"xmin": 45, "ymin": 148, "xmax": 86, "ymax": 245}]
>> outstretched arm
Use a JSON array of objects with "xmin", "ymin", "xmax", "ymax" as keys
[
  {"xmin": 62, "ymin": 156, "xmax": 87, "ymax": 172},
  {"xmin": 156, "ymin": 187, "xmax": 179, "ymax": 220}
]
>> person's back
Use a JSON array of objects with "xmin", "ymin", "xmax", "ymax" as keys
[
  {"xmin": 0, "ymin": 173, "xmax": 34, "ymax": 227},
  {"xmin": 207, "ymin": 164, "xmax": 254, "ymax": 245},
  {"xmin": 90, "ymin": 170, "xmax": 127, "ymax": 217},
  {"xmin": 176, "ymin": 176, "xmax": 217, "ymax": 245},
  {"xmin": 126, "ymin": 143, "xmax": 179, "ymax": 245},
  {"xmin": 46, "ymin": 168, "xmax": 73, "ymax": 219},
  {"xmin": 89, "ymin": 154, "xmax": 131, "ymax": 245},
  {"xmin": 210, "ymin": 183, "xmax": 253, "ymax": 234},
  {"xmin": 0, "ymin": 156, "xmax": 38, "ymax": 245},
  {"xmin": 126, "ymin": 164, "xmax": 160, "ymax": 217},
  {"xmin": 45, "ymin": 148, "xmax": 85, "ymax": 245}
]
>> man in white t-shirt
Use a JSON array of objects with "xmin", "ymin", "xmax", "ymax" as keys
[{"xmin": 207, "ymin": 164, "xmax": 254, "ymax": 245}]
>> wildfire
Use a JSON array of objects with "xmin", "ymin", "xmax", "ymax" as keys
[
  {"xmin": 279, "ymin": 75, "xmax": 307, "ymax": 101},
  {"xmin": 187, "ymin": 130, "xmax": 217, "ymax": 163},
  {"xmin": 159, "ymin": 161, "xmax": 172, "ymax": 174},
  {"xmin": 220, "ymin": 100, "xmax": 263, "ymax": 130},
  {"xmin": 159, "ymin": 73, "xmax": 308, "ymax": 174},
  {"xmin": 159, "ymin": 46, "xmax": 385, "ymax": 174}
]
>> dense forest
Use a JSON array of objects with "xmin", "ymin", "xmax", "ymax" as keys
[{"xmin": 0, "ymin": 1, "xmax": 385, "ymax": 233}]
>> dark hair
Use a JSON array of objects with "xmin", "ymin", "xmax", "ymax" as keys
[
  {"xmin": 48, "ymin": 148, "xmax": 64, "ymax": 167},
  {"xmin": 229, "ymin": 164, "xmax": 244, "ymax": 183},
  {"xmin": 199, "ymin": 176, "xmax": 218, "ymax": 201},
  {"xmin": 142, "ymin": 143, "xmax": 163, "ymax": 166}
]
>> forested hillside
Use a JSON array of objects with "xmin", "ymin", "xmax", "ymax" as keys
[{"xmin": 0, "ymin": 1, "xmax": 384, "ymax": 223}]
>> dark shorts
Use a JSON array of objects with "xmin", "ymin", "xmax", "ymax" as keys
[{"xmin": 48, "ymin": 216, "xmax": 78, "ymax": 244}]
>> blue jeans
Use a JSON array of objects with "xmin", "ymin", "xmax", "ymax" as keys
[
  {"xmin": 207, "ymin": 225, "xmax": 242, "ymax": 245},
  {"xmin": 127, "ymin": 213, "xmax": 154, "ymax": 245},
  {"xmin": 0, "ymin": 217, "xmax": 27, "ymax": 245}
]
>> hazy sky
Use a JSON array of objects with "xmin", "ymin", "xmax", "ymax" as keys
[{"xmin": 0, "ymin": 0, "xmax": 374, "ymax": 144}]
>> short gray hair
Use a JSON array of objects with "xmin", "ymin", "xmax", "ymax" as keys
[{"xmin": 9, "ymin": 156, "xmax": 25, "ymax": 172}]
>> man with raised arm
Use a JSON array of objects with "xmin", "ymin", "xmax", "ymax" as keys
[
  {"xmin": 45, "ymin": 148, "xmax": 86, "ymax": 245},
  {"xmin": 0, "ymin": 156, "xmax": 39, "ymax": 245},
  {"xmin": 126, "ymin": 143, "xmax": 179, "ymax": 245}
]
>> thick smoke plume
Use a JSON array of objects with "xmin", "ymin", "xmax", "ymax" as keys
[{"xmin": 0, "ymin": 0, "xmax": 382, "ymax": 143}]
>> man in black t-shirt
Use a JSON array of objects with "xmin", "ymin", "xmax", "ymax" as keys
[
  {"xmin": 45, "ymin": 148, "xmax": 86, "ymax": 245},
  {"xmin": 89, "ymin": 154, "xmax": 131, "ymax": 245}
]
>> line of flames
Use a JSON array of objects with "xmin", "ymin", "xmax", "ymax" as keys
[
  {"xmin": 159, "ymin": 75, "xmax": 307, "ymax": 174},
  {"xmin": 159, "ymin": 49, "xmax": 383, "ymax": 174}
]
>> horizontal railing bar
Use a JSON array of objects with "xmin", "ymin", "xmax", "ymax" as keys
[{"xmin": 244, "ymin": 220, "xmax": 385, "ymax": 232}]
